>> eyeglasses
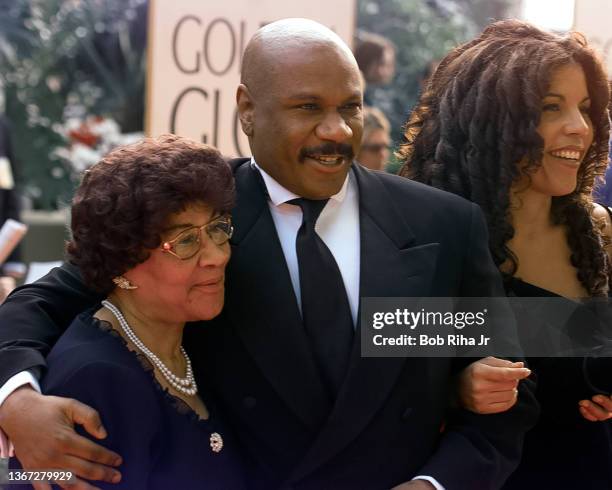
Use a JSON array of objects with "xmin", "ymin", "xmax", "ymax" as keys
[
  {"xmin": 361, "ymin": 143, "xmax": 391, "ymax": 153},
  {"xmin": 161, "ymin": 215, "xmax": 233, "ymax": 260}
]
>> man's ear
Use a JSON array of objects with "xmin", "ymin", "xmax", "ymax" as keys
[{"xmin": 236, "ymin": 84, "xmax": 254, "ymax": 137}]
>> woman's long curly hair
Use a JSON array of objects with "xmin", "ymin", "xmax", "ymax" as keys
[{"xmin": 398, "ymin": 19, "xmax": 611, "ymax": 296}]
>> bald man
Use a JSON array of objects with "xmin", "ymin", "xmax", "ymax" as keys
[{"xmin": 0, "ymin": 19, "xmax": 537, "ymax": 490}]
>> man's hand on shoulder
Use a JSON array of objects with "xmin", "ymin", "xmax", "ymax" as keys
[{"xmin": 0, "ymin": 386, "xmax": 122, "ymax": 489}]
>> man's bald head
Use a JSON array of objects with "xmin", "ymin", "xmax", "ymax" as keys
[{"xmin": 241, "ymin": 18, "xmax": 358, "ymax": 98}]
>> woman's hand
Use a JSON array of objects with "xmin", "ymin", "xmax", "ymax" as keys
[
  {"xmin": 579, "ymin": 394, "xmax": 612, "ymax": 422},
  {"xmin": 457, "ymin": 356, "xmax": 532, "ymax": 414}
]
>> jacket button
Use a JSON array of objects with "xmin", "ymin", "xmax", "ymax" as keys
[
  {"xmin": 243, "ymin": 396, "xmax": 257, "ymax": 409},
  {"xmin": 402, "ymin": 407, "xmax": 413, "ymax": 419}
]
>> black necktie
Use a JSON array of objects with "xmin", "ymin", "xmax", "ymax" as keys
[{"xmin": 290, "ymin": 198, "xmax": 354, "ymax": 396}]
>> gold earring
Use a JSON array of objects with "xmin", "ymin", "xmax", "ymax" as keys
[{"xmin": 112, "ymin": 276, "xmax": 138, "ymax": 290}]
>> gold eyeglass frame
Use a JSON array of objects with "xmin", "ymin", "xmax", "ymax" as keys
[{"xmin": 161, "ymin": 215, "xmax": 233, "ymax": 260}]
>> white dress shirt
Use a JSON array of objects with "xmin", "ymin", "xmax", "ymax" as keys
[{"xmin": 252, "ymin": 160, "xmax": 360, "ymax": 325}]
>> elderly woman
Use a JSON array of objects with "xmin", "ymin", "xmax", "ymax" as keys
[
  {"xmin": 10, "ymin": 135, "xmax": 245, "ymax": 488},
  {"xmin": 399, "ymin": 20, "xmax": 612, "ymax": 488}
]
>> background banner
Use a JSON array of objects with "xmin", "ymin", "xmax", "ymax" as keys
[{"xmin": 146, "ymin": 0, "xmax": 356, "ymax": 157}]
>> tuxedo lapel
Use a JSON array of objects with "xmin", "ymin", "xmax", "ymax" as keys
[
  {"xmin": 225, "ymin": 161, "xmax": 331, "ymax": 429},
  {"xmin": 290, "ymin": 164, "xmax": 440, "ymax": 480}
]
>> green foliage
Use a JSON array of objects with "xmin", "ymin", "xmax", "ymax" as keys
[{"xmin": 0, "ymin": 0, "xmax": 146, "ymax": 209}]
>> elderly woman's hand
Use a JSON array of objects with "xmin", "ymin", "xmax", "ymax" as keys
[
  {"xmin": 456, "ymin": 356, "xmax": 532, "ymax": 414},
  {"xmin": 579, "ymin": 394, "xmax": 612, "ymax": 422}
]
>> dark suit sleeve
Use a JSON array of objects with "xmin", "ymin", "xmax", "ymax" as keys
[
  {"xmin": 419, "ymin": 203, "xmax": 540, "ymax": 489},
  {"xmin": 0, "ymin": 262, "xmax": 103, "ymax": 385},
  {"xmin": 43, "ymin": 360, "xmax": 162, "ymax": 489}
]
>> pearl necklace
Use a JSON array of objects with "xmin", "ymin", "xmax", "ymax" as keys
[{"xmin": 101, "ymin": 300, "xmax": 198, "ymax": 396}]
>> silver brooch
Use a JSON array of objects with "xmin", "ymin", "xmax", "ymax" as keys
[{"xmin": 210, "ymin": 432, "xmax": 223, "ymax": 453}]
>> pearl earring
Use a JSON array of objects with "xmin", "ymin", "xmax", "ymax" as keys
[{"xmin": 112, "ymin": 276, "xmax": 138, "ymax": 290}]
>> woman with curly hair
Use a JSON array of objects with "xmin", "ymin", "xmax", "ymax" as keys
[
  {"xmin": 10, "ymin": 135, "xmax": 245, "ymax": 489},
  {"xmin": 399, "ymin": 19, "xmax": 612, "ymax": 488}
]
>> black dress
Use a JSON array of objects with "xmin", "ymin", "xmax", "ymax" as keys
[
  {"xmin": 10, "ymin": 309, "xmax": 246, "ymax": 489},
  {"xmin": 502, "ymin": 278, "xmax": 612, "ymax": 489}
]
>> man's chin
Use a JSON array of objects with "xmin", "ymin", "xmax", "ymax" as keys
[{"xmin": 299, "ymin": 172, "xmax": 351, "ymax": 199}]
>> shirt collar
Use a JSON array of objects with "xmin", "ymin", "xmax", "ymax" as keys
[{"xmin": 250, "ymin": 158, "xmax": 350, "ymax": 207}]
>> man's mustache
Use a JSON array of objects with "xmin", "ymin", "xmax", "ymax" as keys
[{"xmin": 299, "ymin": 143, "xmax": 354, "ymax": 162}]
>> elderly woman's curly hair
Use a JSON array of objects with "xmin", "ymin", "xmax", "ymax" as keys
[
  {"xmin": 66, "ymin": 134, "xmax": 235, "ymax": 293},
  {"xmin": 398, "ymin": 19, "xmax": 611, "ymax": 296}
]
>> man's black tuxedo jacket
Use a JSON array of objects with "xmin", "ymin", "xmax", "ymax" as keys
[{"xmin": 0, "ymin": 159, "xmax": 538, "ymax": 489}]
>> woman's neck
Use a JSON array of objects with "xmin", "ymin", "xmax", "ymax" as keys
[
  {"xmin": 510, "ymin": 186, "xmax": 553, "ymax": 236},
  {"xmin": 101, "ymin": 291, "xmax": 185, "ymax": 367}
]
